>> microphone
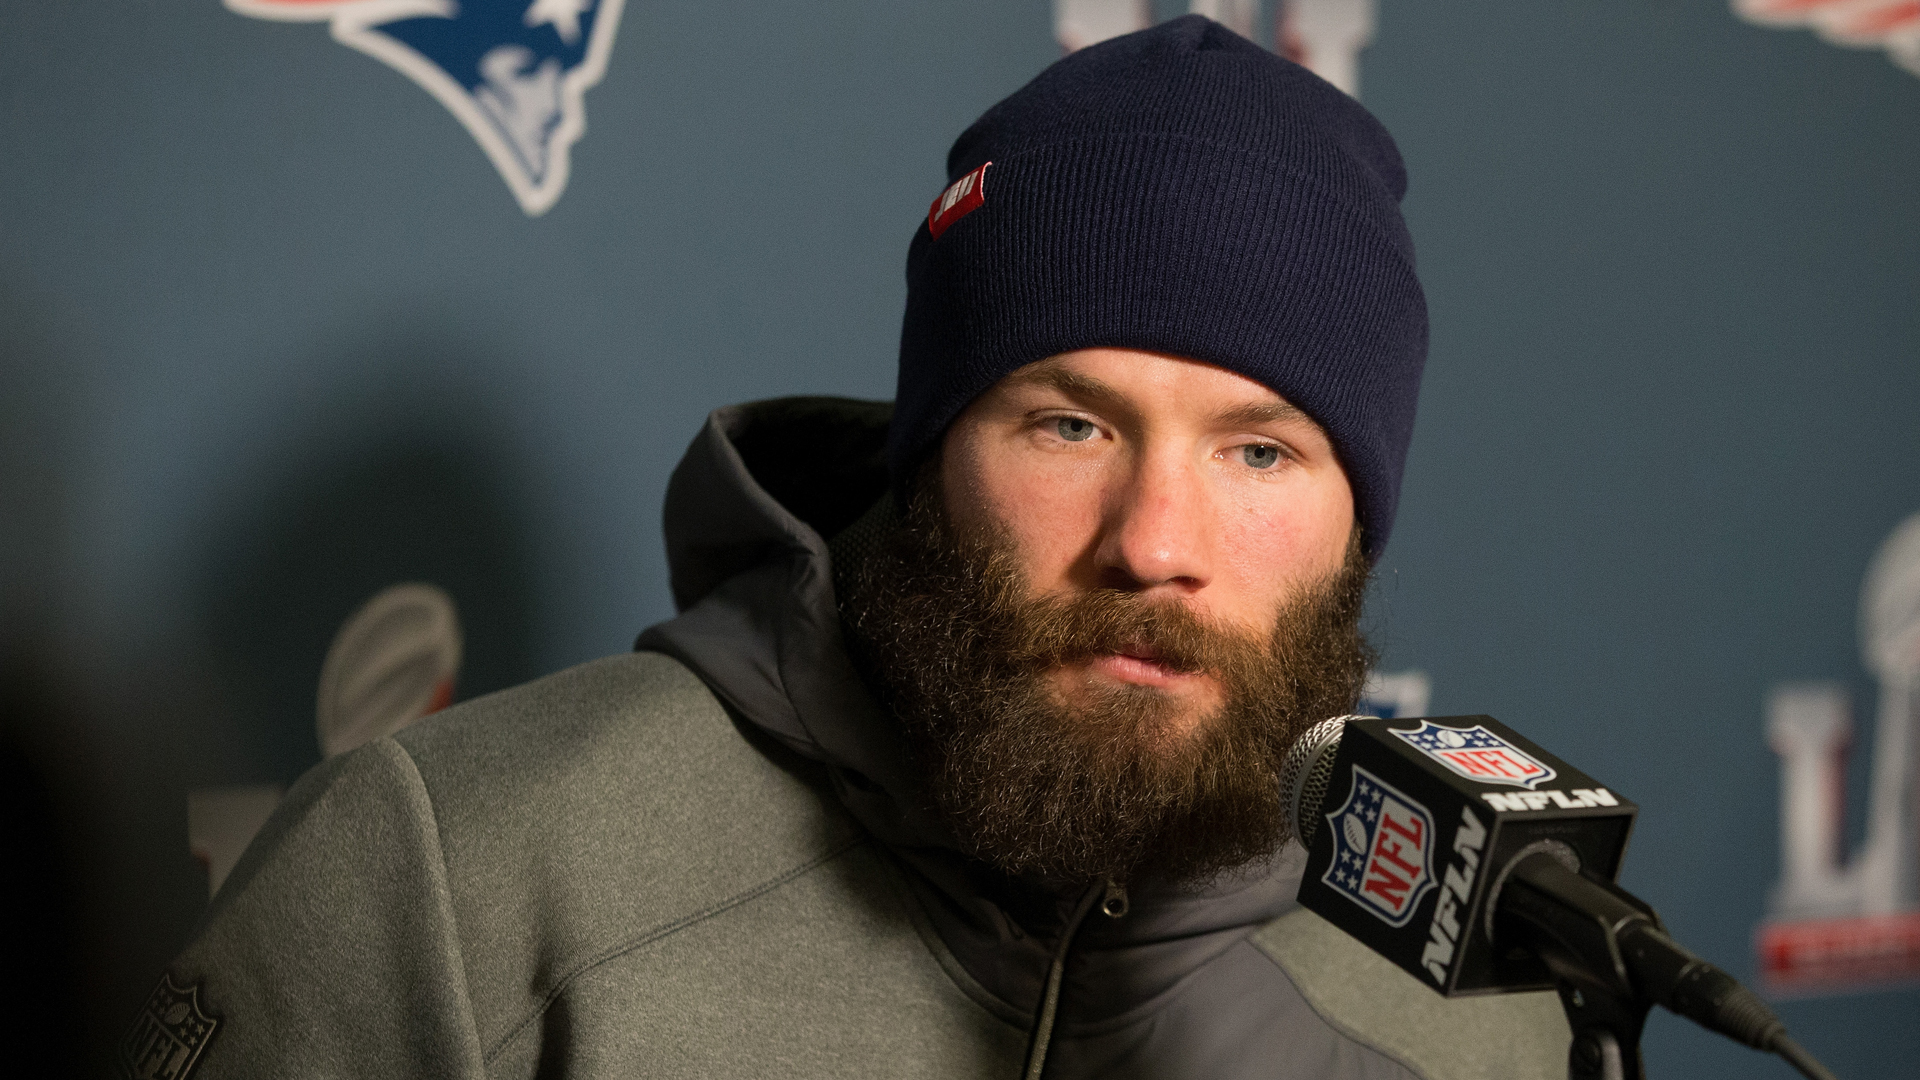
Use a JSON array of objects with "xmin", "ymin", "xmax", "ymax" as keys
[{"xmin": 1279, "ymin": 715, "xmax": 1836, "ymax": 1080}]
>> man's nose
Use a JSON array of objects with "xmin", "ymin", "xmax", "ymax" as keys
[{"xmin": 1090, "ymin": 448, "xmax": 1213, "ymax": 594}]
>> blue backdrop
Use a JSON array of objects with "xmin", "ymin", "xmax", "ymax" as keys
[{"xmin": 2, "ymin": 1, "xmax": 1915, "ymax": 1075}]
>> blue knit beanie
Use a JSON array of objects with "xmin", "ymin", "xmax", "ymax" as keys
[{"xmin": 891, "ymin": 15, "xmax": 1427, "ymax": 561}]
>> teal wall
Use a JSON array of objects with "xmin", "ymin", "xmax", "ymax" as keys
[{"xmin": 2, "ymin": 2, "xmax": 1915, "ymax": 1074}]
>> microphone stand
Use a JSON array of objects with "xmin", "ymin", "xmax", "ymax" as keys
[
  {"xmin": 1493, "ymin": 846, "xmax": 1659, "ymax": 1080},
  {"xmin": 1493, "ymin": 847, "xmax": 1837, "ymax": 1080}
]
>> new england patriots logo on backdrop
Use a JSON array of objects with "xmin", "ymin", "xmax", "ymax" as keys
[{"xmin": 228, "ymin": 0, "xmax": 626, "ymax": 215}]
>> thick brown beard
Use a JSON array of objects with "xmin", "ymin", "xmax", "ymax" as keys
[{"xmin": 837, "ymin": 474, "xmax": 1375, "ymax": 889}]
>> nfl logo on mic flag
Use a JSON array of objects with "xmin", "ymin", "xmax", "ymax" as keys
[
  {"xmin": 1321, "ymin": 765, "xmax": 1437, "ymax": 927},
  {"xmin": 1394, "ymin": 720, "xmax": 1557, "ymax": 790}
]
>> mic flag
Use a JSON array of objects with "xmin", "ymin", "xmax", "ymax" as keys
[{"xmin": 1293, "ymin": 715, "xmax": 1638, "ymax": 995}]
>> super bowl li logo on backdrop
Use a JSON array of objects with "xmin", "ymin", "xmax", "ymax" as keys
[
  {"xmin": 1322, "ymin": 764, "xmax": 1437, "ymax": 927},
  {"xmin": 1760, "ymin": 510, "xmax": 1920, "ymax": 996},
  {"xmin": 227, "ymin": 0, "xmax": 626, "ymax": 215}
]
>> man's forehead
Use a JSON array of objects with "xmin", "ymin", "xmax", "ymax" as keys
[{"xmin": 996, "ymin": 352, "xmax": 1321, "ymax": 430}]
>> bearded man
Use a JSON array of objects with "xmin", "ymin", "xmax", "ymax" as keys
[{"xmin": 143, "ymin": 17, "xmax": 1567, "ymax": 1080}]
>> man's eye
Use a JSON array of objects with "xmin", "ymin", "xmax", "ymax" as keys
[
  {"xmin": 1240, "ymin": 444, "xmax": 1282, "ymax": 469},
  {"xmin": 1055, "ymin": 417, "xmax": 1098, "ymax": 442}
]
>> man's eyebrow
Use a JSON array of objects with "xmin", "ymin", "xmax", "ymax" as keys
[
  {"xmin": 1007, "ymin": 362, "xmax": 1315, "ymax": 429},
  {"xmin": 1004, "ymin": 362, "xmax": 1130, "ymax": 411},
  {"xmin": 1214, "ymin": 399, "xmax": 1313, "ymax": 428}
]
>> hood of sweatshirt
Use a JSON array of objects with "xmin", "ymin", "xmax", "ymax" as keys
[{"xmin": 635, "ymin": 397, "xmax": 1313, "ymax": 1043}]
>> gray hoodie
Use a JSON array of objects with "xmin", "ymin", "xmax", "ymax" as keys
[{"xmin": 143, "ymin": 399, "xmax": 1567, "ymax": 1080}]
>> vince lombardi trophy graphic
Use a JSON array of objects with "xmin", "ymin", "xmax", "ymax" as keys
[{"xmin": 1761, "ymin": 511, "xmax": 1920, "ymax": 993}]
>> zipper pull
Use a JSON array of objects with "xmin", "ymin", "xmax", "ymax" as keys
[{"xmin": 1100, "ymin": 878, "xmax": 1129, "ymax": 919}]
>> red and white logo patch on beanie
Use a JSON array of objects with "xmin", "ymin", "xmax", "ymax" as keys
[{"xmin": 928, "ymin": 162, "xmax": 991, "ymax": 239}]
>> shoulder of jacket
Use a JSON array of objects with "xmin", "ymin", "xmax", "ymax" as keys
[
  {"xmin": 1250, "ymin": 907, "xmax": 1569, "ymax": 1080},
  {"xmin": 387, "ymin": 650, "xmax": 854, "ymax": 856},
  {"xmin": 393, "ymin": 645, "xmax": 829, "ymax": 822},
  {"xmin": 166, "ymin": 653, "xmax": 873, "ymax": 1077},
  {"xmin": 376, "ymin": 651, "xmax": 868, "ymax": 1053}
]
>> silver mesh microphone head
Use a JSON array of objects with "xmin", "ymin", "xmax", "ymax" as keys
[{"xmin": 1279, "ymin": 716, "xmax": 1369, "ymax": 849}]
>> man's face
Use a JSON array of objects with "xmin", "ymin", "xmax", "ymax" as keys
[
  {"xmin": 940, "ymin": 348, "xmax": 1357, "ymax": 739},
  {"xmin": 838, "ymin": 347, "xmax": 1372, "ymax": 888}
]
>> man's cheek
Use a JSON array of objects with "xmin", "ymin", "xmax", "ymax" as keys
[
  {"xmin": 1221, "ymin": 530, "xmax": 1338, "ymax": 616},
  {"xmin": 979, "ymin": 491, "xmax": 1090, "ymax": 591}
]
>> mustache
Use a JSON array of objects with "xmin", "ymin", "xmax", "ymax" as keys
[
  {"xmin": 996, "ymin": 585, "xmax": 1268, "ymax": 678},
  {"xmin": 949, "ymin": 526, "xmax": 1301, "ymax": 690}
]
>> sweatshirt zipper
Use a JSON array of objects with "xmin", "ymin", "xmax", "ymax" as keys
[{"xmin": 1020, "ymin": 879, "xmax": 1127, "ymax": 1080}]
